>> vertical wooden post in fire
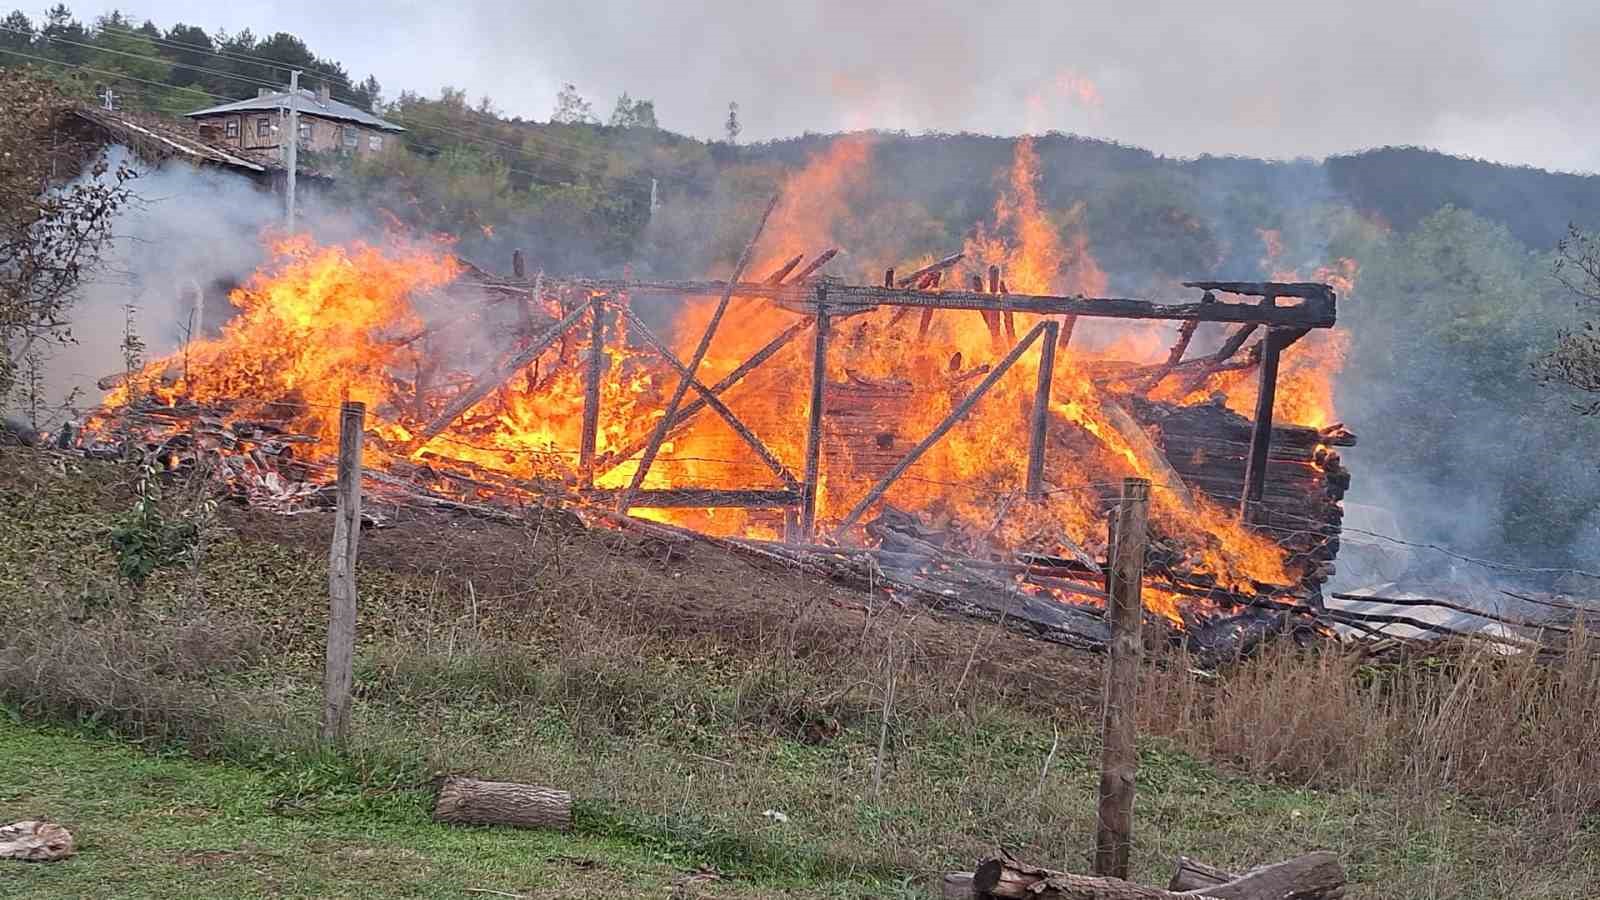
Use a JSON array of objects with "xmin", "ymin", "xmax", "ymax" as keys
[
  {"xmin": 990, "ymin": 264, "xmax": 1016, "ymax": 344},
  {"xmin": 321, "ymin": 400, "xmax": 364, "ymax": 748},
  {"xmin": 974, "ymin": 273, "xmax": 1003, "ymax": 348},
  {"xmin": 800, "ymin": 282, "xmax": 831, "ymax": 539},
  {"xmin": 1095, "ymin": 476, "xmax": 1148, "ymax": 880},
  {"xmin": 512, "ymin": 248, "xmax": 536, "ymax": 334},
  {"xmin": 579, "ymin": 294, "xmax": 606, "ymax": 487},
  {"xmin": 1025, "ymin": 320, "xmax": 1060, "ymax": 499},
  {"xmin": 1240, "ymin": 313, "xmax": 1284, "ymax": 523}
]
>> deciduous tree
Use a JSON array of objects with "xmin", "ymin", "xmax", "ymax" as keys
[
  {"xmin": 1536, "ymin": 225, "xmax": 1600, "ymax": 413},
  {"xmin": 0, "ymin": 68, "xmax": 135, "ymax": 403}
]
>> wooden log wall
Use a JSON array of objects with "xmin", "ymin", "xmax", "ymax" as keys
[
  {"xmin": 1127, "ymin": 396, "xmax": 1354, "ymax": 585},
  {"xmin": 801, "ymin": 376, "xmax": 1353, "ymax": 590}
]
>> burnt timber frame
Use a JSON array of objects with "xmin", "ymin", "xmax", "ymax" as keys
[{"xmin": 427, "ymin": 266, "xmax": 1338, "ymax": 538}]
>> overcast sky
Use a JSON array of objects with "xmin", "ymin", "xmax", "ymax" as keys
[{"xmin": 65, "ymin": 0, "xmax": 1600, "ymax": 172}]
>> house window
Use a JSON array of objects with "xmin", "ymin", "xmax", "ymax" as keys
[
  {"xmin": 368, "ymin": 134, "xmax": 383, "ymax": 152},
  {"xmin": 225, "ymin": 118, "xmax": 239, "ymax": 138},
  {"xmin": 342, "ymin": 127, "xmax": 358, "ymax": 150},
  {"xmin": 256, "ymin": 117, "xmax": 271, "ymax": 138},
  {"xmin": 298, "ymin": 120, "xmax": 312, "ymax": 142}
]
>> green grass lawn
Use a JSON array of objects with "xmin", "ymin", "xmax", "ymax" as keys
[{"xmin": 0, "ymin": 724, "xmax": 873, "ymax": 899}]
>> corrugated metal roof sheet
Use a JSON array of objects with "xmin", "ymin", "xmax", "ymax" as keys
[{"xmin": 186, "ymin": 89, "xmax": 405, "ymax": 133}]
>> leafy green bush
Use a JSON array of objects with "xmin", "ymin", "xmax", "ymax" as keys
[{"xmin": 109, "ymin": 461, "xmax": 203, "ymax": 584}]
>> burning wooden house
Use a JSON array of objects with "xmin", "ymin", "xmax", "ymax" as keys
[
  {"xmin": 75, "ymin": 136, "xmax": 1370, "ymax": 657},
  {"xmin": 81, "ymin": 222, "xmax": 1355, "ymax": 659}
]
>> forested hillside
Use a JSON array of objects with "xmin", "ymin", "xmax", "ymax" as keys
[{"xmin": 6, "ymin": 4, "xmax": 1600, "ymax": 571}]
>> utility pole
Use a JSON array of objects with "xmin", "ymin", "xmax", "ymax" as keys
[{"xmin": 285, "ymin": 70, "xmax": 301, "ymax": 230}]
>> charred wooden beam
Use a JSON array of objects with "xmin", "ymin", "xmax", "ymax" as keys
[
  {"xmin": 827, "ymin": 283, "xmax": 1335, "ymax": 327},
  {"xmin": 1241, "ymin": 326, "xmax": 1286, "ymax": 521},
  {"xmin": 592, "ymin": 488, "xmax": 801, "ymax": 509},
  {"xmin": 833, "ymin": 320, "xmax": 1050, "ymax": 536},
  {"xmin": 1183, "ymin": 280, "xmax": 1335, "ymax": 301},
  {"xmin": 886, "ymin": 268, "xmax": 913, "ymax": 328},
  {"xmin": 801, "ymin": 286, "xmax": 832, "ymax": 538},
  {"xmin": 578, "ymin": 294, "xmax": 606, "ymax": 486},
  {"xmin": 597, "ymin": 313, "xmax": 827, "ymax": 478},
  {"xmin": 406, "ymin": 301, "xmax": 591, "ymax": 450},
  {"xmin": 1139, "ymin": 296, "xmax": 1209, "ymax": 392},
  {"xmin": 973, "ymin": 273, "xmax": 1003, "ymax": 346},
  {"xmin": 895, "ymin": 251, "xmax": 964, "ymax": 288},
  {"xmin": 827, "ymin": 285, "xmax": 1337, "ymax": 324},
  {"xmin": 790, "ymin": 248, "xmax": 838, "ymax": 282},
  {"xmin": 1026, "ymin": 320, "xmax": 1060, "ymax": 498},
  {"xmin": 512, "ymin": 250, "xmax": 540, "ymax": 334},
  {"xmin": 1174, "ymin": 325, "xmax": 1261, "ymax": 397},
  {"xmin": 547, "ymin": 280, "xmax": 1338, "ymax": 328},
  {"xmin": 989, "ymin": 265, "xmax": 1019, "ymax": 344},
  {"xmin": 762, "ymin": 253, "xmax": 804, "ymax": 285},
  {"xmin": 618, "ymin": 307, "xmax": 801, "ymax": 490},
  {"xmin": 619, "ymin": 193, "xmax": 781, "ymax": 513}
]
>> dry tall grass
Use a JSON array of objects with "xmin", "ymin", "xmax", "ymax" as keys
[{"xmin": 1142, "ymin": 629, "xmax": 1600, "ymax": 842}]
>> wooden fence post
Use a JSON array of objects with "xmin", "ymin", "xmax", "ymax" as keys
[
  {"xmin": 1094, "ymin": 476, "xmax": 1149, "ymax": 880},
  {"xmin": 321, "ymin": 400, "xmax": 364, "ymax": 747}
]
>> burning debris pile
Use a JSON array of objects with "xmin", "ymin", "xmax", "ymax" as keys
[{"xmin": 73, "ymin": 138, "xmax": 1364, "ymax": 658}]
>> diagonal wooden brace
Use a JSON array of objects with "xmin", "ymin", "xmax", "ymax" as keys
[{"xmin": 617, "ymin": 307, "xmax": 801, "ymax": 491}]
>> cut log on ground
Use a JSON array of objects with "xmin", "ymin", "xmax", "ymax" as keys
[
  {"xmin": 1167, "ymin": 856, "xmax": 1234, "ymax": 890},
  {"xmin": 432, "ymin": 776, "xmax": 573, "ymax": 831},
  {"xmin": 944, "ymin": 871, "xmax": 976, "ymax": 899},
  {"xmin": 0, "ymin": 821, "xmax": 75, "ymax": 862},
  {"xmin": 976, "ymin": 856, "xmax": 1196, "ymax": 899},
  {"xmin": 1167, "ymin": 851, "xmax": 1346, "ymax": 899},
  {"xmin": 973, "ymin": 850, "xmax": 1345, "ymax": 899}
]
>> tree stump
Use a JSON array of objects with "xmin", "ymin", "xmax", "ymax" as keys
[{"xmin": 432, "ymin": 776, "xmax": 572, "ymax": 831}]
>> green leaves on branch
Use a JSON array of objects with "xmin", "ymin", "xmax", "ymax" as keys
[{"xmin": 109, "ymin": 462, "xmax": 207, "ymax": 585}]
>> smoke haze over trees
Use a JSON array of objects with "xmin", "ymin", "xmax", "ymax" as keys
[{"xmin": 5, "ymin": 4, "xmax": 1600, "ymax": 574}]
